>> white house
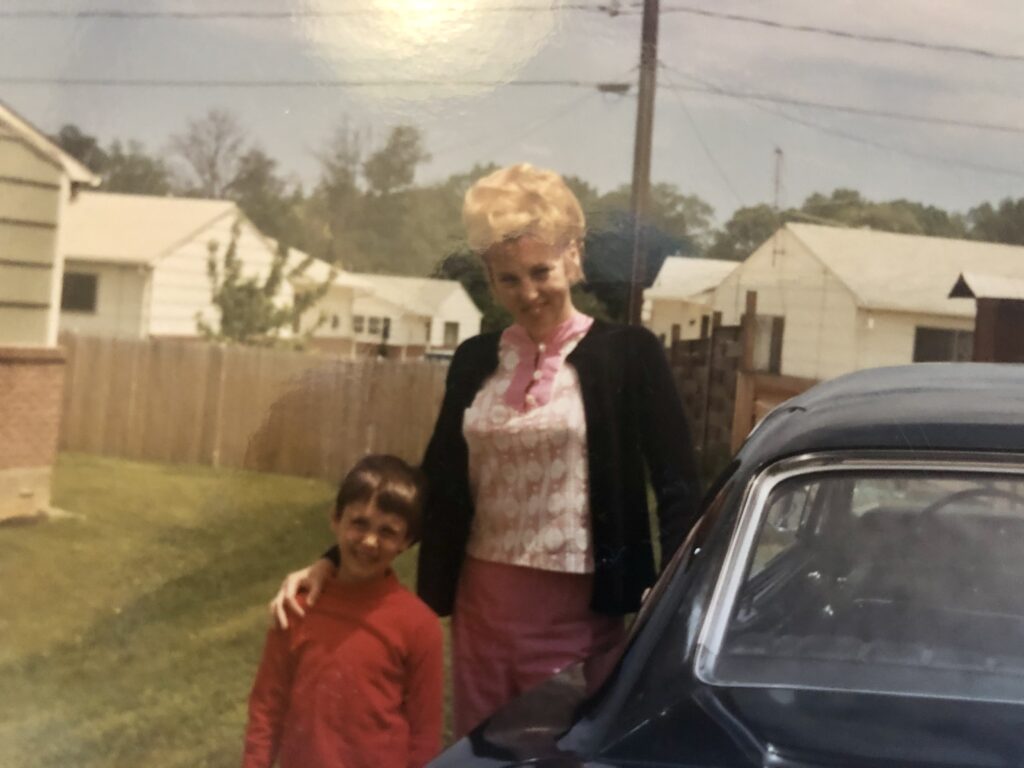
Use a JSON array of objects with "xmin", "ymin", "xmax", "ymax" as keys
[
  {"xmin": 0, "ymin": 100, "xmax": 97, "ymax": 521},
  {"xmin": 348, "ymin": 274, "xmax": 482, "ymax": 358},
  {"xmin": 712, "ymin": 223, "xmax": 1024, "ymax": 380},
  {"xmin": 288, "ymin": 249, "xmax": 374, "ymax": 356},
  {"xmin": 60, "ymin": 191, "xmax": 296, "ymax": 339},
  {"xmin": 0, "ymin": 101, "xmax": 98, "ymax": 346},
  {"xmin": 643, "ymin": 256, "xmax": 738, "ymax": 345}
]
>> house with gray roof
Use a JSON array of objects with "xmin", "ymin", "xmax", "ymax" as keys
[{"xmin": 712, "ymin": 223, "xmax": 1024, "ymax": 380}]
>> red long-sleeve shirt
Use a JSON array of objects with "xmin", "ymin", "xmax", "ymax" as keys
[{"xmin": 242, "ymin": 572, "xmax": 444, "ymax": 768}]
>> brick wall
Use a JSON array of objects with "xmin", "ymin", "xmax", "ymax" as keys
[{"xmin": 0, "ymin": 347, "xmax": 66, "ymax": 520}]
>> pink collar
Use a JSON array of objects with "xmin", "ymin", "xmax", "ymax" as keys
[{"xmin": 501, "ymin": 313, "xmax": 594, "ymax": 411}]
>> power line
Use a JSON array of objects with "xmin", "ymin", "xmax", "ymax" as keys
[
  {"xmin": 3, "ymin": 3, "xmax": 1022, "ymax": 67},
  {"xmin": 0, "ymin": 76, "xmax": 626, "ymax": 90},
  {"xmin": 657, "ymin": 64, "xmax": 1024, "ymax": 137},
  {"xmin": 658, "ymin": 64, "xmax": 744, "ymax": 207},
  {"xmin": 664, "ymin": 66, "xmax": 1024, "ymax": 182},
  {"xmin": 656, "ymin": 4, "xmax": 1024, "ymax": 64},
  {"xmin": 431, "ymin": 88, "xmax": 597, "ymax": 158},
  {"xmin": 12, "ymin": 70, "xmax": 1023, "ymax": 139},
  {"xmin": 0, "ymin": 4, "xmax": 609, "ymax": 19},
  {"xmin": 761, "ymin": 103, "xmax": 1024, "ymax": 181}
]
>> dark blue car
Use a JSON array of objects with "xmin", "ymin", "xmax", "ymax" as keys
[{"xmin": 431, "ymin": 363, "xmax": 1024, "ymax": 768}]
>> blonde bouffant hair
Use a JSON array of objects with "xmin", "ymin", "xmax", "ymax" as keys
[{"xmin": 462, "ymin": 163, "xmax": 586, "ymax": 255}]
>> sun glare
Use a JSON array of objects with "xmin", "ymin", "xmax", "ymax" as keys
[{"xmin": 297, "ymin": 0, "xmax": 560, "ymax": 99}]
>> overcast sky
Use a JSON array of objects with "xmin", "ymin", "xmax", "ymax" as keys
[{"xmin": 2, "ymin": 0, "xmax": 1023, "ymax": 226}]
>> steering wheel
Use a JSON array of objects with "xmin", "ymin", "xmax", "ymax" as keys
[{"xmin": 918, "ymin": 486, "xmax": 1024, "ymax": 520}]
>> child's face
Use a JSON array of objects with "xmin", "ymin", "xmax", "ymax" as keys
[{"xmin": 330, "ymin": 500, "xmax": 411, "ymax": 583}]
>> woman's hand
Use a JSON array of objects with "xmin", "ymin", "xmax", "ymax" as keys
[{"xmin": 268, "ymin": 558, "xmax": 334, "ymax": 629}]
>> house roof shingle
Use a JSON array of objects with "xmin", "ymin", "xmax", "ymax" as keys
[
  {"xmin": 351, "ymin": 274, "xmax": 481, "ymax": 318},
  {"xmin": 63, "ymin": 191, "xmax": 237, "ymax": 265},
  {"xmin": 949, "ymin": 271, "xmax": 1024, "ymax": 301},
  {"xmin": 645, "ymin": 256, "xmax": 738, "ymax": 300},
  {"xmin": 789, "ymin": 223, "xmax": 1024, "ymax": 317}
]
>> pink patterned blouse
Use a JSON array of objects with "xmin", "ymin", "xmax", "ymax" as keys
[{"xmin": 462, "ymin": 313, "xmax": 595, "ymax": 574}]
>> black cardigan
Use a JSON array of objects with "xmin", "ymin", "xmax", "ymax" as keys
[{"xmin": 417, "ymin": 319, "xmax": 702, "ymax": 617}]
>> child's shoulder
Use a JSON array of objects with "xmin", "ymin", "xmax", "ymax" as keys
[{"xmin": 388, "ymin": 581, "xmax": 442, "ymax": 632}]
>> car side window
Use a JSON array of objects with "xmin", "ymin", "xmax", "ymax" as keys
[{"xmin": 748, "ymin": 481, "xmax": 820, "ymax": 578}]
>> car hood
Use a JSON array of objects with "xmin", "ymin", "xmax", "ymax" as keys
[
  {"xmin": 430, "ymin": 679, "xmax": 1024, "ymax": 768},
  {"xmin": 699, "ymin": 687, "xmax": 1024, "ymax": 768}
]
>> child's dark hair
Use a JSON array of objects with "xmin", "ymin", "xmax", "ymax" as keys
[{"xmin": 335, "ymin": 454, "xmax": 426, "ymax": 541}]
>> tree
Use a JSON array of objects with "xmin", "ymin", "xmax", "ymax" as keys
[
  {"xmin": 582, "ymin": 211, "xmax": 693, "ymax": 321},
  {"xmin": 967, "ymin": 198, "xmax": 1024, "ymax": 245},
  {"xmin": 594, "ymin": 183, "xmax": 715, "ymax": 246},
  {"xmin": 169, "ymin": 109, "xmax": 246, "ymax": 197},
  {"xmin": 705, "ymin": 189, "xmax": 969, "ymax": 262},
  {"xmin": 103, "ymin": 140, "xmax": 174, "ymax": 195},
  {"xmin": 197, "ymin": 221, "xmax": 333, "ymax": 346},
  {"xmin": 226, "ymin": 148, "xmax": 306, "ymax": 248},
  {"xmin": 363, "ymin": 125, "xmax": 430, "ymax": 196},
  {"xmin": 705, "ymin": 204, "xmax": 780, "ymax": 261},
  {"xmin": 305, "ymin": 121, "xmax": 366, "ymax": 267},
  {"xmin": 52, "ymin": 124, "xmax": 108, "ymax": 172},
  {"xmin": 798, "ymin": 188, "xmax": 965, "ymax": 237},
  {"xmin": 52, "ymin": 125, "xmax": 173, "ymax": 195}
]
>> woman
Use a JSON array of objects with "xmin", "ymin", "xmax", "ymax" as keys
[{"xmin": 270, "ymin": 163, "xmax": 701, "ymax": 736}]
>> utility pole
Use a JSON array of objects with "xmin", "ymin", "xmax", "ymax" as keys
[{"xmin": 626, "ymin": 0, "xmax": 659, "ymax": 326}]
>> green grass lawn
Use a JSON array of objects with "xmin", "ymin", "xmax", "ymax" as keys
[{"xmin": 0, "ymin": 453, "xmax": 446, "ymax": 768}]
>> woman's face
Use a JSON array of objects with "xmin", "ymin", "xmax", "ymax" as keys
[{"xmin": 487, "ymin": 237, "xmax": 580, "ymax": 340}]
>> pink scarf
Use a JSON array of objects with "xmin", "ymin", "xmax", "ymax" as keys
[{"xmin": 501, "ymin": 313, "xmax": 594, "ymax": 411}]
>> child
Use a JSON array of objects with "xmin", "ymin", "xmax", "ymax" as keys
[{"xmin": 242, "ymin": 455, "xmax": 443, "ymax": 768}]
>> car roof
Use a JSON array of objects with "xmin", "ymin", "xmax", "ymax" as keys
[{"xmin": 739, "ymin": 363, "xmax": 1024, "ymax": 464}]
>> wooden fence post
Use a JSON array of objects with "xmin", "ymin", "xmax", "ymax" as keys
[
  {"xmin": 700, "ymin": 312, "xmax": 722, "ymax": 456},
  {"xmin": 731, "ymin": 291, "xmax": 758, "ymax": 453},
  {"xmin": 741, "ymin": 290, "xmax": 757, "ymax": 372}
]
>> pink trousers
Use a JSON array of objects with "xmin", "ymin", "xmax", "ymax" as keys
[{"xmin": 451, "ymin": 557, "xmax": 626, "ymax": 737}]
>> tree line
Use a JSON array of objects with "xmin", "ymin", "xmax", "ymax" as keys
[{"xmin": 54, "ymin": 110, "xmax": 1024, "ymax": 330}]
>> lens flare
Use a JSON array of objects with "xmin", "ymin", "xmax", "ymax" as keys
[{"xmin": 296, "ymin": 0, "xmax": 561, "ymax": 100}]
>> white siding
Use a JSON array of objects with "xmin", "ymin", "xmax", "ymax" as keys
[
  {"xmin": 647, "ymin": 296, "xmax": 710, "ymax": 344},
  {"xmin": 429, "ymin": 290, "xmax": 482, "ymax": 348},
  {"xmin": 301, "ymin": 284, "xmax": 357, "ymax": 340},
  {"xmin": 0, "ymin": 130, "xmax": 62, "ymax": 185},
  {"xmin": 0, "ymin": 129, "xmax": 63, "ymax": 346},
  {"xmin": 0, "ymin": 306, "xmax": 51, "ymax": 346},
  {"xmin": 712, "ymin": 229, "xmax": 860, "ymax": 380},
  {"xmin": 855, "ymin": 309, "xmax": 975, "ymax": 369},
  {"xmin": 58, "ymin": 261, "xmax": 149, "ymax": 338},
  {"xmin": 350, "ymin": 295, "xmax": 427, "ymax": 346},
  {"xmin": 148, "ymin": 217, "xmax": 293, "ymax": 337}
]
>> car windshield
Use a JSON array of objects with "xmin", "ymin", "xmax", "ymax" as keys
[{"xmin": 708, "ymin": 466, "xmax": 1024, "ymax": 703}]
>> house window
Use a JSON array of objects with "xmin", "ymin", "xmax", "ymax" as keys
[
  {"xmin": 424, "ymin": 320, "xmax": 432, "ymax": 342},
  {"xmin": 61, "ymin": 272, "xmax": 98, "ymax": 313},
  {"xmin": 369, "ymin": 317, "xmax": 381, "ymax": 335},
  {"xmin": 443, "ymin": 321, "xmax": 459, "ymax": 347},
  {"xmin": 913, "ymin": 327, "xmax": 973, "ymax": 362},
  {"xmin": 381, "ymin": 317, "xmax": 391, "ymax": 341},
  {"xmin": 353, "ymin": 315, "xmax": 365, "ymax": 333},
  {"xmin": 331, "ymin": 314, "xmax": 340, "ymax": 330}
]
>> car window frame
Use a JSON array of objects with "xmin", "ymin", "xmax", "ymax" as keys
[{"xmin": 694, "ymin": 450, "xmax": 1024, "ymax": 687}]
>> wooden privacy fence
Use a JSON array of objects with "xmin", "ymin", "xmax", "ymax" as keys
[
  {"xmin": 668, "ymin": 292, "xmax": 819, "ymax": 471},
  {"xmin": 59, "ymin": 335, "xmax": 448, "ymax": 482},
  {"xmin": 669, "ymin": 324, "xmax": 743, "ymax": 469}
]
